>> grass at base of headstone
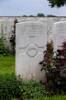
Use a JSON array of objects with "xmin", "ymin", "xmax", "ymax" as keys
[
  {"xmin": 0, "ymin": 56, "xmax": 66, "ymax": 100},
  {"xmin": 29, "ymin": 95, "xmax": 66, "ymax": 100},
  {"xmin": 11, "ymin": 95, "xmax": 66, "ymax": 100},
  {"xmin": 12, "ymin": 99, "xmax": 17, "ymax": 100},
  {"xmin": 0, "ymin": 56, "xmax": 15, "ymax": 76}
]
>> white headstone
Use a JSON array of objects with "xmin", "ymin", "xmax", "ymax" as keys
[
  {"xmin": 53, "ymin": 21, "xmax": 66, "ymax": 51},
  {"xmin": 16, "ymin": 21, "xmax": 47, "ymax": 82}
]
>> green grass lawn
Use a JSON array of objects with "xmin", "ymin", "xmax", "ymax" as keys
[
  {"xmin": 12, "ymin": 96, "xmax": 66, "ymax": 100},
  {"xmin": 12, "ymin": 95, "xmax": 66, "ymax": 100},
  {"xmin": 0, "ymin": 56, "xmax": 15, "ymax": 76},
  {"xmin": 30, "ymin": 95, "xmax": 66, "ymax": 100}
]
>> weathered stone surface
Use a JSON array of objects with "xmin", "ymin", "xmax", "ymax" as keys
[
  {"xmin": 16, "ymin": 21, "xmax": 47, "ymax": 82},
  {"xmin": 53, "ymin": 21, "xmax": 66, "ymax": 51},
  {"xmin": 0, "ymin": 17, "xmax": 66, "ymax": 50},
  {"xmin": 0, "ymin": 20, "xmax": 14, "ymax": 50}
]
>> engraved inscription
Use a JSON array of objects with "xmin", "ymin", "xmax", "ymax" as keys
[{"xmin": 26, "ymin": 44, "xmax": 38, "ymax": 57}]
